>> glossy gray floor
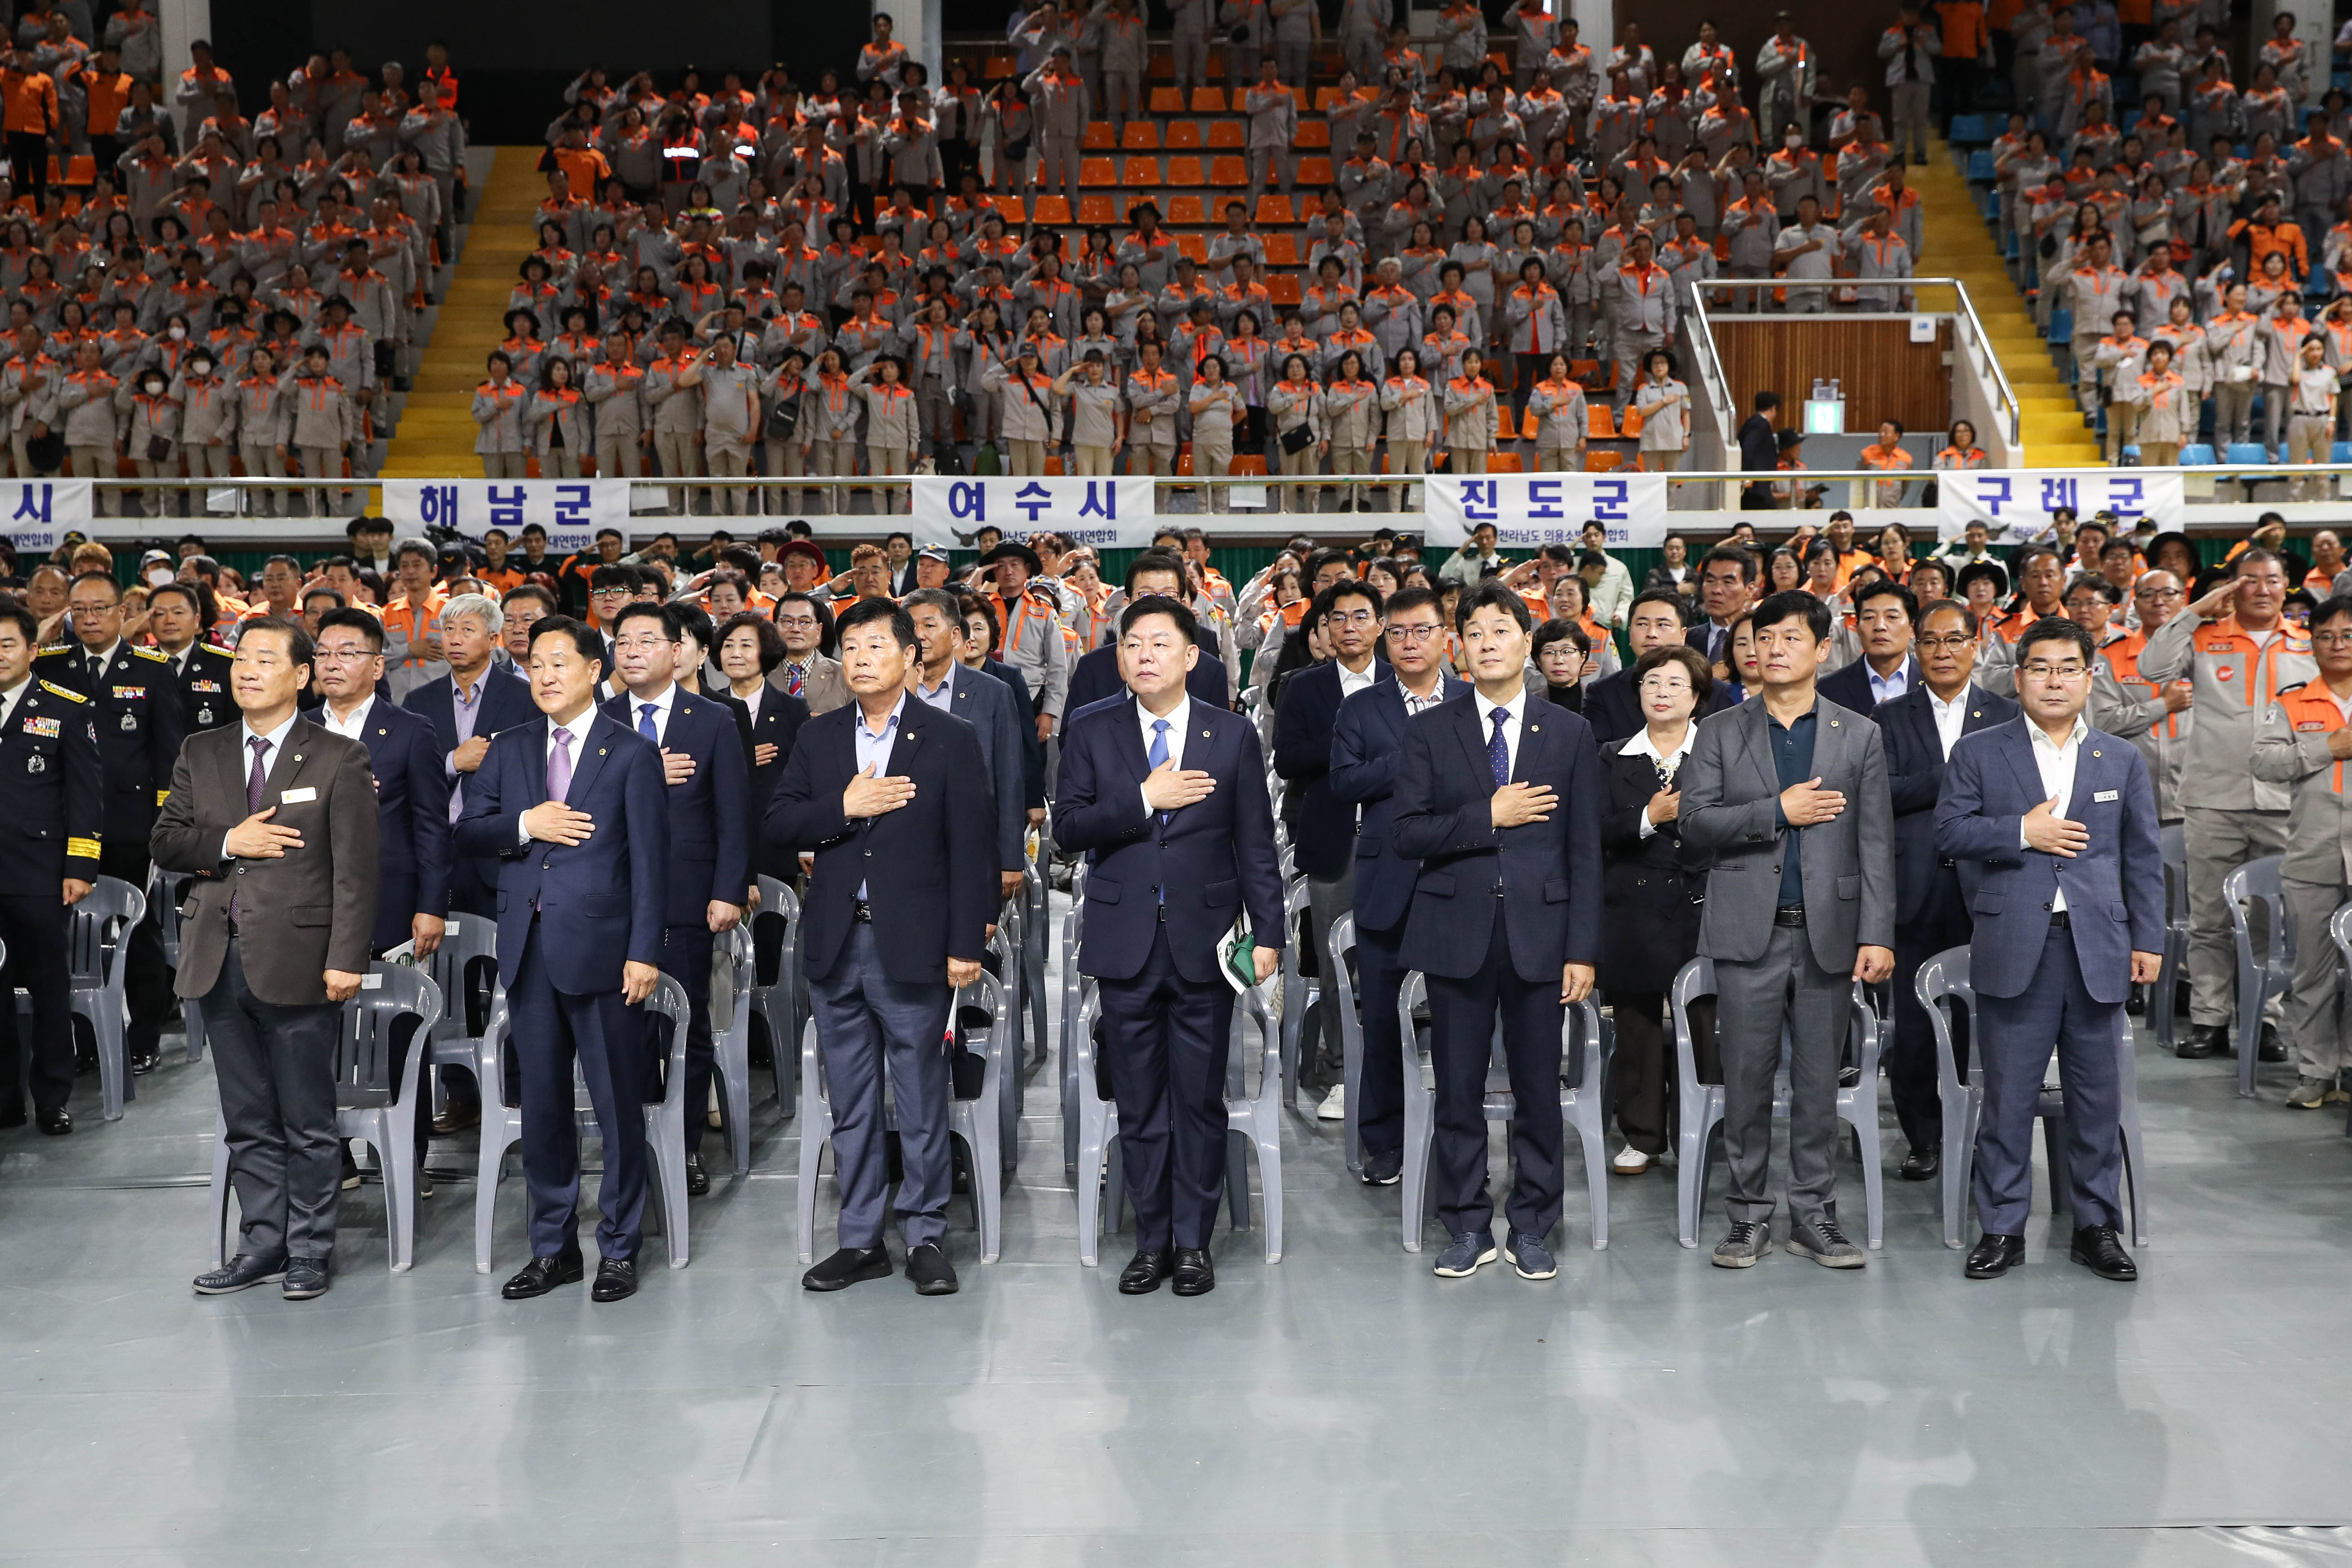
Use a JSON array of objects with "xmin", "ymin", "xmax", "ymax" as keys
[{"xmin": 5, "ymin": 917, "xmax": 2352, "ymax": 1567}]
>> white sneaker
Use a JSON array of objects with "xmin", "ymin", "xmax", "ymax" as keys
[
  {"xmin": 1612, "ymin": 1145, "xmax": 1652, "ymax": 1175},
  {"xmin": 1317, "ymin": 1084, "xmax": 1346, "ymax": 1121}
]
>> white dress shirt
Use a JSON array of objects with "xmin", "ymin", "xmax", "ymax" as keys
[
  {"xmin": 735, "ymin": 681, "xmax": 766, "ymax": 725},
  {"xmin": 224, "ymin": 710, "xmax": 300, "ymax": 861},
  {"xmin": 2023, "ymin": 712, "xmax": 2088, "ymax": 913},
  {"xmin": 623, "ymin": 680, "xmax": 676, "ymax": 745},
  {"xmin": 1927, "ymin": 685, "xmax": 1971, "ymax": 758},
  {"xmin": 319, "ymin": 693, "xmax": 374, "ymax": 741},
  {"xmin": 1479, "ymin": 686, "xmax": 1528, "ymax": 779},
  {"xmin": 1335, "ymin": 655, "xmax": 1379, "ymax": 699},
  {"xmin": 1137, "ymin": 693, "xmax": 1192, "ymax": 816},
  {"xmin": 0, "ymin": 673, "xmax": 29, "ymax": 730},
  {"xmin": 1623, "ymin": 722, "xmax": 1695, "ymax": 838},
  {"xmin": 1867, "ymin": 658, "xmax": 1911, "ymax": 705},
  {"xmin": 520, "ymin": 707, "xmax": 601, "ymax": 843}
]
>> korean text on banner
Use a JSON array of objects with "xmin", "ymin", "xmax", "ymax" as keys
[
  {"xmin": 1935, "ymin": 470, "xmax": 2184, "ymax": 542},
  {"xmin": 1422, "ymin": 471, "xmax": 1672, "ymax": 548},
  {"xmin": 906, "ymin": 475, "xmax": 1156, "ymax": 548},
  {"xmin": 0, "ymin": 479, "xmax": 94, "ymax": 553},
  {"xmin": 381, "ymin": 479, "xmax": 632, "ymax": 554}
]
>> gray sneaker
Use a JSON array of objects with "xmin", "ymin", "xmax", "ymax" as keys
[
  {"xmin": 1787, "ymin": 1218, "xmax": 1867, "ymax": 1268},
  {"xmin": 1433, "ymin": 1231, "xmax": 1496, "ymax": 1277},
  {"xmin": 2286, "ymin": 1075, "xmax": 2330, "ymax": 1109},
  {"xmin": 1711, "ymin": 1219, "xmax": 1771, "ymax": 1268},
  {"xmin": 1504, "ymin": 1232, "xmax": 1557, "ymax": 1280}
]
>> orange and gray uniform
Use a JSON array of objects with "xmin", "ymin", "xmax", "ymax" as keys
[
  {"xmin": 991, "ymin": 588, "xmax": 1070, "ymax": 721},
  {"xmin": 2252, "ymin": 681, "xmax": 2352, "ymax": 1082},
  {"xmin": 2090, "ymin": 627, "xmax": 2192, "ymax": 822},
  {"xmin": 2140, "ymin": 610, "xmax": 2317, "ymax": 1032},
  {"xmin": 379, "ymin": 591, "xmax": 449, "ymax": 700}
]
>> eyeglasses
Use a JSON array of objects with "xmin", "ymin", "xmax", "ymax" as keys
[
  {"xmin": 313, "ymin": 645, "xmax": 376, "ymax": 663},
  {"xmin": 1328, "ymin": 608, "xmax": 1380, "ymax": 627},
  {"xmin": 1387, "ymin": 622, "xmax": 1442, "ymax": 643},
  {"xmin": 2312, "ymin": 629, "xmax": 2352, "ymax": 646},
  {"xmin": 2019, "ymin": 661, "xmax": 2088, "ymax": 681},
  {"xmin": 774, "ymin": 615, "xmax": 820, "ymax": 630},
  {"xmin": 1637, "ymin": 675, "xmax": 1692, "ymax": 694},
  {"xmin": 1915, "ymin": 633, "xmax": 1976, "ymax": 652}
]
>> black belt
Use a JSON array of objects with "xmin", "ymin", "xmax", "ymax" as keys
[
  {"xmin": 851, "ymin": 899, "xmax": 874, "ymax": 923},
  {"xmin": 1774, "ymin": 905, "xmax": 1806, "ymax": 927},
  {"xmin": 2048, "ymin": 909, "xmax": 2070, "ymax": 929}
]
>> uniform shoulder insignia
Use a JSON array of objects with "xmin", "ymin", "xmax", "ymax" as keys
[
  {"xmin": 130, "ymin": 645, "xmax": 170, "ymax": 662},
  {"xmin": 37, "ymin": 680, "xmax": 88, "ymax": 703},
  {"xmin": 36, "ymin": 643, "xmax": 73, "ymax": 657},
  {"xmin": 203, "ymin": 644, "xmax": 234, "ymax": 657}
]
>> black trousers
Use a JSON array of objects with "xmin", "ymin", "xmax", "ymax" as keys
[
  {"xmin": 1890, "ymin": 879, "xmax": 1973, "ymax": 1155},
  {"xmin": 1425, "ymin": 901, "xmax": 1565, "ymax": 1240},
  {"xmin": 7, "ymin": 132, "xmax": 47, "ymax": 207},
  {"xmin": 98, "ymin": 843, "xmax": 173, "ymax": 1062},
  {"xmin": 1097, "ymin": 924, "xmax": 1234, "ymax": 1251},
  {"xmin": 206, "ymin": 940, "xmax": 344, "ymax": 1263},
  {"xmin": 0, "ymin": 891, "xmax": 72, "ymax": 1116},
  {"xmin": 659, "ymin": 923, "xmax": 717, "ymax": 1157},
  {"xmin": 1607, "ymin": 988, "xmax": 1716, "ymax": 1157},
  {"xmin": 1354, "ymin": 916, "xmax": 1408, "ymax": 1160}
]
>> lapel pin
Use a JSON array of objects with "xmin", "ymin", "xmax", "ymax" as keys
[
  {"xmin": 600, "ymin": 748, "xmax": 608, "ymax": 756},
  {"xmin": 291, "ymin": 753, "xmax": 301, "ymax": 762},
  {"xmin": 1829, "ymin": 718, "xmax": 1840, "ymax": 727},
  {"xmin": 1530, "ymin": 722, "xmax": 1540, "ymax": 732},
  {"xmin": 2091, "ymin": 749, "xmax": 2101, "ymax": 757},
  {"xmin": 1201, "ymin": 730, "xmax": 1210, "ymax": 738}
]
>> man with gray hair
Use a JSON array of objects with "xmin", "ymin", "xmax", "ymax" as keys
[{"xmin": 400, "ymin": 589, "xmax": 538, "ymax": 922}]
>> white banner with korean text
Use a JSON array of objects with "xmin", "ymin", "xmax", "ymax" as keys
[
  {"xmin": 381, "ymin": 479, "xmax": 632, "ymax": 555},
  {"xmin": 905, "ymin": 475, "xmax": 1156, "ymax": 549},
  {"xmin": 1935, "ymin": 470, "xmax": 2185, "ymax": 543},
  {"xmin": 1422, "ymin": 471, "xmax": 1672, "ymax": 549},
  {"xmin": 0, "ymin": 479, "xmax": 95, "ymax": 554}
]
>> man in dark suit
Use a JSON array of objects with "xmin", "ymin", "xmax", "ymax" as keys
[
  {"xmin": 885, "ymin": 530, "xmax": 921, "ymax": 596},
  {"xmin": 41, "ymin": 570, "xmax": 186, "ymax": 1076},
  {"xmin": 152, "ymin": 618, "xmax": 379, "ymax": 1301},
  {"xmin": 1681, "ymin": 590, "xmax": 1895, "ymax": 1271},
  {"xmin": 602, "ymin": 601, "xmax": 752, "ymax": 1196},
  {"xmin": 1873, "ymin": 597, "xmax": 2016, "ymax": 1180},
  {"xmin": 1391, "ymin": 582, "xmax": 1604, "ymax": 1282},
  {"xmin": 402, "ymin": 591, "xmax": 539, "ymax": 919},
  {"xmin": 1275, "ymin": 575, "xmax": 1389, "ymax": 1106},
  {"xmin": 767, "ymin": 597, "xmax": 996, "ymax": 1298},
  {"xmin": 906, "ymin": 588, "xmax": 1029, "ymax": 905},
  {"xmin": 308, "ymin": 610, "xmax": 453, "ymax": 958},
  {"xmin": 1937, "ymin": 617, "xmax": 2164, "ymax": 1284},
  {"xmin": 457, "ymin": 616, "xmax": 670, "ymax": 1305},
  {"xmin": 1055, "ymin": 595, "xmax": 1285, "ymax": 1297},
  {"xmin": 1819, "ymin": 578, "xmax": 1921, "ymax": 715},
  {"xmin": 1686, "ymin": 545, "xmax": 1760, "ymax": 669},
  {"xmin": 0, "ymin": 605, "xmax": 103, "ymax": 1135},
  {"xmin": 1328, "ymin": 584, "xmax": 1467, "ymax": 1183},
  {"xmin": 1064, "ymin": 552, "xmax": 1231, "ymax": 715},
  {"xmin": 1589, "ymin": 589, "xmax": 1737, "ymax": 747}
]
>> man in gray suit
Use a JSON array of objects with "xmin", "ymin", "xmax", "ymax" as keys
[
  {"xmin": 772, "ymin": 590, "xmax": 849, "ymax": 715},
  {"xmin": 152, "ymin": 618, "xmax": 381, "ymax": 1302},
  {"xmin": 1681, "ymin": 589, "xmax": 1895, "ymax": 1271},
  {"xmin": 905, "ymin": 588, "xmax": 1030, "ymax": 904}
]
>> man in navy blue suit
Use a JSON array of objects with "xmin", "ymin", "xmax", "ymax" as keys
[
  {"xmin": 402, "ymin": 592, "xmax": 537, "ymax": 920},
  {"xmin": 1275, "ymin": 575, "xmax": 1388, "ymax": 1109},
  {"xmin": 1329, "ymin": 584, "xmax": 1467, "ymax": 1183},
  {"xmin": 905, "ymin": 589, "xmax": 1030, "ymax": 905},
  {"xmin": 603, "ymin": 602, "xmax": 752, "ymax": 1197},
  {"xmin": 1937, "ymin": 617, "xmax": 2165, "ymax": 1284},
  {"xmin": 1873, "ymin": 598, "xmax": 2016, "ymax": 1181},
  {"xmin": 1818, "ymin": 578, "xmax": 1922, "ymax": 715},
  {"xmin": 1054, "ymin": 596, "xmax": 1285, "ymax": 1298},
  {"xmin": 1391, "ymin": 582, "xmax": 1604, "ymax": 1282},
  {"xmin": 766, "ymin": 598, "xmax": 997, "ymax": 1299},
  {"xmin": 1064, "ymin": 554, "xmax": 1231, "ymax": 715},
  {"xmin": 457, "ymin": 616, "xmax": 670, "ymax": 1305}
]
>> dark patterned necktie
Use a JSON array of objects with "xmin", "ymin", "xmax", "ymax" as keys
[{"xmin": 1488, "ymin": 707, "xmax": 1510, "ymax": 789}]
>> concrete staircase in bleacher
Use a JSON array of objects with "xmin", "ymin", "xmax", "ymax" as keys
[
  {"xmin": 380, "ymin": 147, "xmax": 542, "ymax": 482},
  {"xmin": 1916, "ymin": 134, "xmax": 2104, "ymax": 469}
]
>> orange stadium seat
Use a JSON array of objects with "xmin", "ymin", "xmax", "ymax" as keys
[
  {"xmin": 1267, "ymin": 274, "xmax": 1303, "ymax": 306},
  {"xmin": 1294, "ymin": 121, "xmax": 1331, "ymax": 148},
  {"xmin": 1123, "ymin": 156, "xmax": 1160, "ymax": 185},
  {"xmin": 1031, "ymin": 195, "xmax": 1072, "ymax": 224},
  {"xmin": 1486, "ymin": 453, "xmax": 1523, "ymax": 474},
  {"xmin": 1521, "ymin": 409, "xmax": 1542, "ymax": 439},
  {"xmin": 992, "ymin": 194, "xmax": 1026, "ymax": 223},
  {"xmin": 1165, "ymin": 119, "xmax": 1202, "ymax": 149},
  {"xmin": 1255, "ymin": 194, "xmax": 1295, "ymax": 225},
  {"xmin": 1151, "ymin": 87, "xmax": 1186, "ymax": 113},
  {"xmin": 1079, "ymin": 195, "xmax": 1116, "ymax": 223},
  {"xmin": 1231, "ymin": 454, "xmax": 1268, "ymax": 476},
  {"xmin": 1313, "ymin": 87, "xmax": 1345, "ymax": 111},
  {"xmin": 1262, "ymin": 233, "xmax": 1300, "ymax": 267},
  {"xmin": 1045, "ymin": 455, "xmax": 1066, "ymax": 475},
  {"xmin": 1121, "ymin": 121, "xmax": 1160, "ymax": 149},
  {"xmin": 1149, "ymin": 54, "xmax": 1174, "ymax": 77},
  {"xmin": 1176, "ymin": 232, "xmax": 1209, "ymax": 261},
  {"xmin": 1586, "ymin": 451, "xmax": 1624, "ymax": 472},
  {"xmin": 1207, "ymin": 121, "xmax": 1245, "ymax": 149},
  {"xmin": 1176, "ymin": 446, "xmax": 1194, "ymax": 475},
  {"xmin": 1080, "ymin": 158, "xmax": 1117, "ymax": 186},
  {"xmin": 985, "ymin": 56, "xmax": 1014, "ymax": 78},
  {"xmin": 1169, "ymin": 195, "xmax": 1209, "ymax": 224},
  {"xmin": 1165, "ymin": 159, "xmax": 1206, "ymax": 187},
  {"xmin": 1083, "ymin": 121, "xmax": 1116, "ymax": 149},
  {"xmin": 1296, "ymin": 157, "xmax": 1334, "ymax": 185},
  {"xmin": 1191, "ymin": 88, "xmax": 1226, "ymax": 112},
  {"xmin": 1587, "ymin": 405, "xmax": 1617, "ymax": 440},
  {"xmin": 62, "ymin": 155, "xmax": 94, "ymax": 185},
  {"xmin": 1210, "ymin": 156, "xmax": 1247, "ymax": 185}
]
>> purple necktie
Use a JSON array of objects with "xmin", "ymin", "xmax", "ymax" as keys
[
  {"xmin": 547, "ymin": 726, "xmax": 574, "ymax": 804},
  {"xmin": 230, "ymin": 735, "xmax": 269, "ymax": 925}
]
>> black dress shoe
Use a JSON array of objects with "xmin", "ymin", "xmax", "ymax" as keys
[
  {"xmin": 193, "ymin": 1253, "xmax": 288, "ymax": 1294},
  {"xmin": 502, "ymin": 1247, "xmax": 587, "ymax": 1299},
  {"xmin": 2258, "ymin": 1022, "xmax": 2288, "ymax": 1062},
  {"xmin": 1118, "ymin": 1246, "xmax": 1176, "ymax": 1294},
  {"xmin": 282, "ymin": 1257, "xmax": 331, "ymax": 1299},
  {"xmin": 2069, "ymin": 1225, "xmax": 2138, "ymax": 1281},
  {"xmin": 36, "ymin": 1105, "xmax": 71, "ymax": 1136},
  {"xmin": 685, "ymin": 1154, "xmax": 710, "ymax": 1196},
  {"xmin": 130, "ymin": 1048, "xmax": 159, "ymax": 1076},
  {"xmin": 1898, "ymin": 1146, "xmax": 1939, "ymax": 1182},
  {"xmin": 591, "ymin": 1258, "xmax": 638, "ymax": 1302},
  {"xmin": 1359, "ymin": 1148, "xmax": 1403, "ymax": 1186},
  {"xmin": 2178, "ymin": 1024, "xmax": 2224, "ymax": 1059},
  {"xmin": 1965, "ymin": 1233, "xmax": 2025, "ymax": 1279},
  {"xmin": 1170, "ymin": 1247, "xmax": 1215, "ymax": 1296},
  {"xmin": 802, "ymin": 1245, "xmax": 892, "ymax": 1291},
  {"xmin": 906, "ymin": 1242, "xmax": 959, "ymax": 1295}
]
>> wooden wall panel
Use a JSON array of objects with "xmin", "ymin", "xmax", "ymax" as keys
[{"xmin": 1710, "ymin": 318, "xmax": 1953, "ymax": 441}]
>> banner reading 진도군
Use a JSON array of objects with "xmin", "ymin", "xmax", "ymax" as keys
[
  {"xmin": 1935, "ymin": 470, "xmax": 2184, "ymax": 542},
  {"xmin": 1422, "ymin": 471, "xmax": 1671, "ymax": 548}
]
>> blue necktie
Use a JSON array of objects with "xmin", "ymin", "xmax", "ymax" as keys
[
  {"xmin": 1149, "ymin": 717, "xmax": 1170, "ymax": 904},
  {"xmin": 1488, "ymin": 706, "xmax": 1510, "ymax": 790},
  {"xmin": 639, "ymin": 701, "xmax": 659, "ymax": 743}
]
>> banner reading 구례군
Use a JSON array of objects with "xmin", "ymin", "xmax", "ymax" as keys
[{"xmin": 1934, "ymin": 469, "xmax": 2184, "ymax": 543}]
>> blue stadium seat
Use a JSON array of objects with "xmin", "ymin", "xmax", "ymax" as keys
[
  {"xmin": 2180, "ymin": 444, "xmax": 2217, "ymax": 465},
  {"xmin": 2047, "ymin": 308, "xmax": 2073, "ymax": 341},
  {"xmin": 2121, "ymin": 445, "xmax": 2140, "ymax": 462},
  {"xmin": 2225, "ymin": 443, "xmax": 2274, "ymax": 466},
  {"xmin": 2004, "ymin": 230, "xmax": 2019, "ymax": 258},
  {"xmin": 1949, "ymin": 113, "xmax": 1992, "ymax": 145},
  {"xmin": 1967, "ymin": 149, "xmax": 1996, "ymax": 180},
  {"xmin": 2334, "ymin": 443, "xmax": 2352, "ymax": 464},
  {"xmin": 2120, "ymin": 109, "xmax": 2139, "ymax": 134},
  {"xmin": 2335, "ymin": 69, "xmax": 2351, "ymax": 92}
]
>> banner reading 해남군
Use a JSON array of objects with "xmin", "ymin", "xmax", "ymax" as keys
[
  {"xmin": 0, "ymin": 479, "xmax": 94, "ymax": 552},
  {"xmin": 908, "ymin": 475, "xmax": 1158, "ymax": 549},
  {"xmin": 1422, "ymin": 471, "xmax": 1671, "ymax": 548},
  {"xmin": 380, "ymin": 479, "xmax": 632, "ymax": 554},
  {"xmin": 1935, "ymin": 470, "xmax": 2185, "ymax": 542}
]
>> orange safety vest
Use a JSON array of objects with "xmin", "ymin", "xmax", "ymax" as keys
[
  {"xmin": 2102, "ymin": 630, "xmax": 2183, "ymax": 741},
  {"xmin": 2275, "ymin": 682, "xmax": 2347, "ymax": 795}
]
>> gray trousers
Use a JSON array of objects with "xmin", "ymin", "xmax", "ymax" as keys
[
  {"xmin": 2183, "ymin": 806, "xmax": 2290, "ymax": 1029},
  {"xmin": 205, "ymin": 939, "xmax": 345, "ymax": 1263},
  {"xmin": 1173, "ymin": 30, "xmax": 1208, "ymax": 94},
  {"xmin": 2282, "ymin": 875, "xmax": 2350, "ymax": 1081},
  {"xmin": 1305, "ymin": 865, "xmax": 1355, "ymax": 1081},
  {"xmin": 1711, "ymin": 921, "xmax": 1850, "ymax": 1231},
  {"xmin": 1890, "ymin": 80, "xmax": 1931, "ymax": 160},
  {"xmin": 1276, "ymin": 36, "xmax": 1311, "ymax": 85},
  {"xmin": 810, "ymin": 921, "xmax": 954, "ymax": 1251}
]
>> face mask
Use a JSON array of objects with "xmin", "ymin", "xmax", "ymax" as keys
[
  {"xmin": 144, "ymin": 379, "xmax": 163, "ymax": 394},
  {"xmin": 167, "ymin": 325, "xmax": 186, "ymax": 340},
  {"xmin": 191, "ymin": 359, "xmax": 211, "ymax": 376},
  {"xmin": 145, "ymin": 566, "xmax": 173, "ymax": 587}
]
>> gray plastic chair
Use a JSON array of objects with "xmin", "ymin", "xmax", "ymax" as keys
[
  {"xmin": 1326, "ymin": 911, "xmax": 1365, "ymax": 1174},
  {"xmin": 206, "ymin": 963, "xmax": 442, "ymax": 1272},
  {"xmin": 151, "ymin": 869, "xmax": 207, "ymax": 1063},
  {"xmin": 1915, "ymin": 944, "xmax": 2150, "ymax": 1245},
  {"xmin": 70, "ymin": 876, "xmax": 145, "ymax": 1121},
  {"xmin": 1276, "ymin": 874, "xmax": 1317, "ymax": 1110},
  {"xmin": 986, "ymin": 918, "xmax": 1023, "ymax": 1170},
  {"xmin": 2225, "ymin": 855, "xmax": 2291, "ymax": 1099},
  {"xmin": 2329, "ymin": 903, "xmax": 2352, "ymax": 1140},
  {"xmin": 709, "ymin": 923, "xmax": 755, "ymax": 1176},
  {"xmin": 1668, "ymin": 957, "xmax": 1887, "ymax": 1250},
  {"xmin": 418, "ymin": 914, "xmax": 499, "ymax": 1128},
  {"xmin": 473, "ymin": 973, "xmax": 693, "ymax": 1274},
  {"xmin": 2150, "ymin": 823, "xmax": 2190, "ymax": 1048},
  {"xmin": 1060, "ymin": 863, "xmax": 1088, "ymax": 1169},
  {"xmin": 1076, "ymin": 980, "xmax": 1286, "ymax": 1266},
  {"xmin": 1393, "ymin": 972, "xmax": 1613, "ymax": 1252},
  {"xmin": 749, "ymin": 875, "xmax": 800, "ymax": 1117},
  {"xmin": 1022, "ymin": 859, "xmax": 1049, "ymax": 1069},
  {"xmin": 945, "ymin": 969, "xmax": 1011, "ymax": 1263}
]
